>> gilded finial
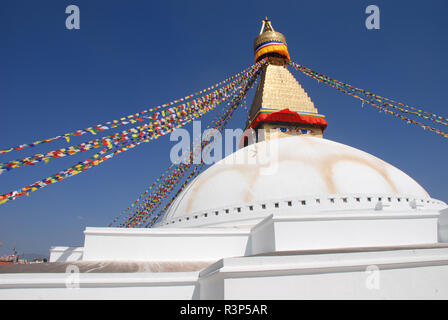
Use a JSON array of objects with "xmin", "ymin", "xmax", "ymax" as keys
[
  {"xmin": 254, "ymin": 18, "xmax": 290, "ymax": 63},
  {"xmin": 259, "ymin": 16, "xmax": 275, "ymax": 35}
]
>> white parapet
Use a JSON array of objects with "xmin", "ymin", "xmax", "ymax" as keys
[
  {"xmin": 439, "ymin": 207, "xmax": 448, "ymax": 243},
  {"xmin": 81, "ymin": 205, "xmax": 441, "ymax": 262},
  {"xmin": 0, "ymin": 272, "xmax": 199, "ymax": 300},
  {"xmin": 49, "ymin": 246, "xmax": 83, "ymax": 262},
  {"xmin": 82, "ymin": 227, "xmax": 251, "ymax": 262},
  {"xmin": 251, "ymin": 209, "xmax": 440, "ymax": 255},
  {"xmin": 198, "ymin": 246, "xmax": 448, "ymax": 299}
]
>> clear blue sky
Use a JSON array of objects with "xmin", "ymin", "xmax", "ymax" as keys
[{"xmin": 1, "ymin": 0, "xmax": 447, "ymax": 256}]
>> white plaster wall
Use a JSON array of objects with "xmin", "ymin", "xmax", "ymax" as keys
[
  {"xmin": 271, "ymin": 211, "xmax": 439, "ymax": 252},
  {"xmin": 223, "ymin": 264, "xmax": 448, "ymax": 299},
  {"xmin": 0, "ymin": 272, "xmax": 199, "ymax": 300},
  {"xmin": 439, "ymin": 207, "xmax": 448, "ymax": 243},
  {"xmin": 199, "ymin": 247, "xmax": 448, "ymax": 300},
  {"xmin": 49, "ymin": 247, "xmax": 83, "ymax": 262},
  {"xmin": 250, "ymin": 215, "xmax": 275, "ymax": 255},
  {"xmin": 82, "ymin": 227, "xmax": 251, "ymax": 262},
  {"xmin": 199, "ymin": 262, "xmax": 225, "ymax": 300}
]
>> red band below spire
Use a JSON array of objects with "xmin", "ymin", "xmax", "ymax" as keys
[{"xmin": 249, "ymin": 108, "xmax": 328, "ymax": 131}]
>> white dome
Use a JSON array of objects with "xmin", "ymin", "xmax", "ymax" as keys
[{"xmin": 160, "ymin": 136, "xmax": 432, "ymax": 226}]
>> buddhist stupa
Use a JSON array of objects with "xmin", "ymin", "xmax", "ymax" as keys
[
  {"xmin": 1, "ymin": 18, "xmax": 448, "ymax": 300},
  {"xmin": 158, "ymin": 19, "xmax": 434, "ymax": 228}
]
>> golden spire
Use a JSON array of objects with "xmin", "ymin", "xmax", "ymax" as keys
[{"xmin": 244, "ymin": 19, "xmax": 328, "ymax": 144}]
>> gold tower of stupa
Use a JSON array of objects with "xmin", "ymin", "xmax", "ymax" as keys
[{"xmin": 246, "ymin": 18, "xmax": 328, "ymax": 143}]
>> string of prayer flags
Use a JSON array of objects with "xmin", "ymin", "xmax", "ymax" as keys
[
  {"xmin": 114, "ymin": 65, "xmax": 262, "ymax": 228},
  {"xmin": 0, "ymin": 60, "xmax": 266, "ymax": 206},
  {"xmin": 0, "ymin": 59, "xmax": 267, "ymax": 156},
  {"xmin": 289, "ymin": 61, "xmax": 448, "ymax": 139}
]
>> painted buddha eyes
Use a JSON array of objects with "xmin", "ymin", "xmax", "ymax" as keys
[{"xmin": 277, "ymin": 127, "xmax": 311, "ymax": 134}]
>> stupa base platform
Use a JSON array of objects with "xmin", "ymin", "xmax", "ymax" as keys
[{"xmin": 2, "ymin": 244, "xmax": 448, "ymax": 299}]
